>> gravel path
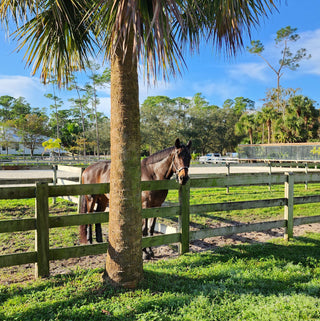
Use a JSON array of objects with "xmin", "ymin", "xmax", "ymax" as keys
[
  {"xmin": 0, "ymin": 169, "xmax": 76, "ymax": 179},
  {"xmin": 0, "ymin": 163, "xmax": 313, "ymax": 180}
]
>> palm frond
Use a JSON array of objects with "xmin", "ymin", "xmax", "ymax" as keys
[
  {"xmin": 94, "ymin": 0, "xmax": 278, "ymax": 82},
  {"xmin": 1, "ymin": 0, "xmax": 279, "ymax": 84},
  {"xmin": 12, "ymin": 0, "xmax": 97, "ymax": 86}
]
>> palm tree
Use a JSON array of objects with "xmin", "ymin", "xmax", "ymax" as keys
[
  {"xmin": 261, "ymin": 103, "xmax": 279, "ymax": 143},
  {"xmin": 287, "ymin": 95, "xmax": 319, "ymax": 140},
  {"xmin": 1, "ymin": 0, "xmax": 279, "ymax": 288},
  {"xmin": 236, "ymin": 112, "xmax": 256, "ymax": 144}
]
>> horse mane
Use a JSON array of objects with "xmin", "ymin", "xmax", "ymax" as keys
[{"xmin": 142, "ymin": 146, "xmax": 174, "ymax": 165}]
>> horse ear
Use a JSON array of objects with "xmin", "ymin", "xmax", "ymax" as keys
[
  {"xmin": 186, "ymin": 140, "xmax": 192, "ymax": 150},
  {"xmin": 175, "ymin": 138, "xmax": 181, "ymax": 149}
]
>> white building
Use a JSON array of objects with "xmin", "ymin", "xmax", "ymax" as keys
[{"xmin": 0, "ymin": 127, "xmax": 66, "ymax": 156}]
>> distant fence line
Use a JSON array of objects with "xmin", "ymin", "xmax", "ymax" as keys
[
  {"xmin": 1, "ymin": 170, "xmax": 320, "ymax": 279},
  {"xmin": 0, "ymin": 155, "xmax": 110, "ymax": 168}
]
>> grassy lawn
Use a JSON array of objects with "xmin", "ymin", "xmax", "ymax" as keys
[
  {"xmin": 1, "ymin": 182, "xmax": 320, "ymax": 256},
  {"xmin": 1, "ymin": 183, "xmax": 320, "ymax": 320},
  {"xmin": 0, "ymin": 234, "xmax": 320, "ymax": 320},
  {"xmin": 163, "ymin": 182, "xmax": 320, "ymax": 227},
  {"xmin": 0, "ymin": 199, "xmax": 80, "ymax": 255},
  {"xmin": 2, "ymin": 182, "xmax": 320, "ymax": 256}
]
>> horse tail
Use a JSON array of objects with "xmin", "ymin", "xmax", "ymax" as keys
[{"xmin": 79, "ymin": 195, "xmax": 87, "ymax": 214}]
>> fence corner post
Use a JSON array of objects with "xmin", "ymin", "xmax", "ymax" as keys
[
  {"xmin": 284, "ymin": 172, "xmax": 294, "ymax": 241},
  {"xmin": 35, "ymin": 181, "xmax": 50, "ymax": 278},
  {"xmin": 178, "ymin": 181, "xmax": 190, "ymax": 255}
]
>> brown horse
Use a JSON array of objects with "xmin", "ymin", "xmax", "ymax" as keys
[{"xmin": 79, "ymin": 138, "xmax": 191, "ymax": 259}]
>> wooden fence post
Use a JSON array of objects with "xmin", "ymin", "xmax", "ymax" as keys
[
  {"xmin": 52, "ymin": 165, "xmax": 57, "ymax": 205},
  {"xmin": 284, "ymin": 172, "xmax": 294, "ymax": 241},
  {"xmin": 35, "ymin": 182, "xmax": 50, "ymax": 278},
  {"xmin": 178, "ymin": 182, "xmax": 190, "ymax": 254},
  {"xmin": 305, "ymin": 163, "xmax": 308, "ymax": 190},
  {"xmin": 268, "ymin": 162, "xmax": 272, "ymax": 191},
  {"xmin": 226, "ymin": 163, "xmax": 230, "ymax": 194}
]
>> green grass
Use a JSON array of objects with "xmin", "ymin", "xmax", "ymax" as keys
[
  {"xmin": 1, "ymin": 184, "xmax": 320, "ymax": 319},
  {"xmin": 0, "ymin": 199, "xmax": 80, "ymax": 255},
  {"xmin": 163, "ymin": 183, "xmax": 320, "ymax": 227},
  {"xmin": 1, "ymin": 234, "xmax": 320, "ymax": 320}
]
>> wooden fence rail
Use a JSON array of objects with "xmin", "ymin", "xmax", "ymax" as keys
[{"xmin": 1, "ymin": 171, "xmax": 320, "ymax": 278}]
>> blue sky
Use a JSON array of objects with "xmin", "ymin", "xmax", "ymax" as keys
[{"xmin": 1, "ymin": 0, "xmax": 320, "ymax": 117}]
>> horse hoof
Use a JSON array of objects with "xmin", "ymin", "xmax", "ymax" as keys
[{"xmin": 143, "ymin": 251, "xmax": 152, "ymax": 260}]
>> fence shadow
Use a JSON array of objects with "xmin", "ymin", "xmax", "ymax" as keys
[{"xmin": 2, "ymin": 234, "xmax": 320, "ymax": 321}]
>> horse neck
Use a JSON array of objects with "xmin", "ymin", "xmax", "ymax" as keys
[{"xmin": 145, "ymin": 150, "xmax": 174, "ymax": 180}]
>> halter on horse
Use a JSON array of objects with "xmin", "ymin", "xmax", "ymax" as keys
[{"xmin": 79, "ymin": 138, "xmax": 192, "ymax": 259}]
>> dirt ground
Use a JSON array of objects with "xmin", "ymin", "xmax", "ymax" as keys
[
  {"xmin": 2, "ymin": 222, "xmax": 319, "ymax": 285},
  {"xmin": 47, "ymin": 222, "xmax": 320, "ymax": 277},
  {"xmin": 51, "ymin": 222, "xmax": 320, "ymax": 273}
]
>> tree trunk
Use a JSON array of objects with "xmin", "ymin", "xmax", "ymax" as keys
[
  {"xmin": 248, "ymin": 128, "xmax": 253, "ymax": 145},
  {"xmin": 105, "ymin": 33, "xmax": 143, "ymax": 288},
  {"xmin": 267, "ymin": 120, "xmax": 272, "ymax": 144}
]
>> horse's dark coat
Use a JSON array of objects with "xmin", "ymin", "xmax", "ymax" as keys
[{"xmin": 79, "ymin": 138, "xmax": 191, "ymax": 259}]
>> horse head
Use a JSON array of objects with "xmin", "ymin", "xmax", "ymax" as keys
[{"xmin": 172, "ymin": 138, "xmax": 192, "ymax": 185}]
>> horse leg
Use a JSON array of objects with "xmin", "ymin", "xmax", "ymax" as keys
[
  {"xmin": 142, "ymin": 218, "xmax": 152, "ymax": 260},
  {"xmin": 95, "ymin": 224, "xmax": 102, "ymax": 243},
  {"xmin": 147, "ymin": 217, "xmax": 157, "ymax": 258},
  {"xmin": 79, "ymin": 195, "xmax": 96, "ymax": 244},
  {"xmin": 87, "ymin": 224, "xmax": 93, "ymax": 243},
  {"xmin": 79, "ymin": 195, "xmax": 89, "ymax": 244},
  {"xmin": 95, "ymin": 196, "xmax": 108, "ymax": 243}
]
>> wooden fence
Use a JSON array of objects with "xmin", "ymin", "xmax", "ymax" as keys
[{"xmin": 1, "ymin": 171, "xmax": 320, "ymax": 279}]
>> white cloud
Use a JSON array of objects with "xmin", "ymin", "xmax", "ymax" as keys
[
  {"xmin": 297, "ymin": 28, "xmax": 320, "ymax": 75},
  {"xmin": 227, "ymin": 63, "xmax": 269, "ymax": 82},
  {"xmin": 0, "ymin": 75, "xmax": 46, "ymax": 105},
  {"xmin": 246, "ymin": 28, "xmax": 320, "ymax": 78}
]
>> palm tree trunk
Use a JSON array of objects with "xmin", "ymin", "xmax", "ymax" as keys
[
  {"xmin": 267, "ymin": 120, "xmax": 272, "ymax": 144},
  {"xmin": 105, "ymin": 33, "xmax": 143, "ymax": 288},
  {"xmin": 248, "ymin": 128, "xmax": 253, "ymax": 145}
]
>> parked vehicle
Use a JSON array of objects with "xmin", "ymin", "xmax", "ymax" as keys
[
  {"xmin": 199, "ymin": 152, "xmax": 239, "ymax": 164},
  {"xmin": 199, "ymin": 153, "xmax": 221, "ymax": 164}
]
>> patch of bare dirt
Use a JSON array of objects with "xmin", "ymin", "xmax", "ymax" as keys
[{"xmin": 2, "ymin": 223, "xmax": 320, "ymax": 285}]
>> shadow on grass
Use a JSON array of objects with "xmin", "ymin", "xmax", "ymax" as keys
[{"xmin": 1, "ymin": 234, "xmax": 320, "ymax": 320}]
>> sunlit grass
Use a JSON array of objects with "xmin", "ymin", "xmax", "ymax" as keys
[
  {"xmin": 164, "ymin": 183, "xmax": 320, "ymax": 227},
  {"xmin": 1, "ymin": 233, "xmax": 320, "ymax": 320}
]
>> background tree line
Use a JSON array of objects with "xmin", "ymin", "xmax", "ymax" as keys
[
  {"xmin": 0, "ymin": 63, "xmax": 111, "ymax": 156},
  {"xmin": 0, "ymin": 88, "xmax": 319, "ymax": 156},
  {"xmin": 1, "ymin": 26, "xmax": 318, "ymax": 157}
]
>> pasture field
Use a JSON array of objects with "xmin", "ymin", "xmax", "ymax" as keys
[
  {"xmin": 2, "ymin": 182, "xmax": 320, "ymax": 259},
  {"xmin": 165, "ymin": 182, "xmax": 320, "ymax": 226},
  {"xmin": 1, "ymin": 183, "xmax": 320, "ymax": 320},
  {"xmin": 0, "ymin": 234, "xmax": 320, "ymax": 320}
]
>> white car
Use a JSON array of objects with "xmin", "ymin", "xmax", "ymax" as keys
[{"xmin": 199, "ymin": 153, "xmax": 222, "ymax": 164}]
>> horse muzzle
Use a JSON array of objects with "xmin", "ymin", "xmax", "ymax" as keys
[{"xmin": 177, "ymin": 168, "xmax": 189, "ymax": 185}]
